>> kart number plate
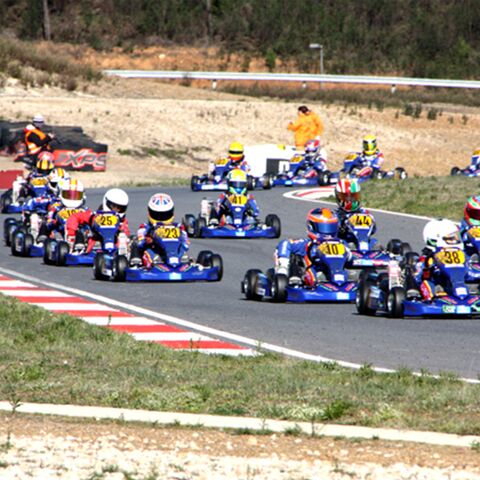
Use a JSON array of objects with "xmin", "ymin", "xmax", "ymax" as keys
[
  {"xmin": 215, "ymin": 159, "xmax": 228, "ymax": 166},
  {"xmin": 468, "ymin": 227, "xmax": 480, "ymax": 239},
  {"xmin": 155, "ymin": 226, "xmax": 181, "ymax": 239},
  {"xmin": 345, "ymin": 153, "xmax": 358, "ymax": 161},
  {"xmin": 319, "ymin": 242, "xmax": 345, "ymax": 256},
  {"xmin": 336, "ymin": 292, "xmax": 350, "ymax": 300},
  {"xmin": 58, "ymin": 208, "xmax": 80, "ymax": 220},
  {"xmin": 95, "ymin": 214, "xmax": 118, "ymax": 227},
  {"xmin": 230, "ymin": 195, "xmax": 247, "ymax": 205},
  {"xmin": 30, "ymin": 177, "xmax": 48, "ymax": 186},
  {"xmin": 349, "ymin": 214, "xmax": 373, "ymax": 228},
  {"xmin": 290, "ymin": 156, "xmax": 302, "ymax": 164},
  {"xmin": 436, "ymin": 249, "xmax": 465, "ymax": 266}
]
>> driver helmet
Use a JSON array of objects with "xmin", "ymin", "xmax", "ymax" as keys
[
  {"xmin": 423, "ymin": 219, "xmax": 463, "ymax": 251},
  {"xmin": 60, "ymin": 178, "xmax": 85, "ymax": 208},
  {"xmin": 307, "ymin": 208, "xmax": 339, "ymax": 242},
  {"xmin": 304, "ymin": 139, "xmax": 320, "ymax": 155},
  {"xmin": 228, "ymin": 141, "xmax": 244, "ymax": 164},
  {"xmin": 48, "ymin": 167, "xmax": 70, "ymax": 194},
  {"xmin": 472, "ymin": 148, "xmax": 480, "ymax": 163},
  {"xmin": 362, "ymin": 134, "xmax": 377, "ymax": 156},
  {"xmin": 464, "ymin": 196, "xmax": 480, "ymax": 226},
  {"xmin": 36, "ymin": 151, "xmax": 55, "ymax": 176},
  {"xmin": 148, "ymin": 193, "xmax": 174, "ymax": 224},
  {"xmin": 32, "ymin": 114, "xmax": 45, "ymax": 129},
  {"xmin": 227, "ymin": 169, "xmax": 247, "ymax": 195},
  {"xmin": 102, "ymin": 188, "xmax": 129, "ymax": 218},
  {"xmin": 335, "ymin": 178, "xmax": 361, "ymax": 213}
]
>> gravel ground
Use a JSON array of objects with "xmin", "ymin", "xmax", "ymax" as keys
[{"xmin": 1, "ymin": 414, "xmax": 480, "ymax": 480}]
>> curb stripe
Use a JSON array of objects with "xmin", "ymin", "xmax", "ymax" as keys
[{"xmin": 0, "ymin": 273, "xmax": 255, "ymax": 356}]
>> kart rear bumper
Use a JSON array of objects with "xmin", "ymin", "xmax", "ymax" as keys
[{"xmin": 199, "ymin": 226, "xmax": 277, "ymax": 238}]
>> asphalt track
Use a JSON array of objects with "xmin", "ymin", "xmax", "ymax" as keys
[{"xmin": 1, "ymin": 186, "xmax": 480, "ymax": 378}]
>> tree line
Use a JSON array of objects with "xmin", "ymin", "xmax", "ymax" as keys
[{"xmin": 1, "ymin": 0, "xmax": 480, "ymax": 78}]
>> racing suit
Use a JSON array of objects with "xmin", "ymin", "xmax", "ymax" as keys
[
  {"xmin": 468, "ymin": 152, "xmax": 480, "ymax": 173},
  {"xmin": 408, "ymin": 250, "xmax": 447, "ymax": 301},
  {"xmin": 130, "ymin": 221, "xmax": 190, "ymax": 268},
  {"xmin": 20, "ymin": 193, "xmax": 58, "ymax": 243},
  {"xmin": 12, "ymin": 170, "xmax": 51, "ymax": 204},
  {"xmin": 209, "ymin": 158, "xmax": 250, "ymax": 180},
  {"xmin": 45, "ymin": 201, "xmax": 89, "ymax": 237},
  {"xmin": 275, "ymin": 237, "xmax": 350, "ymax": 287},
  {"xmin": 351, "ymin": 150, "xmax": 384, "ymax": 177},
  {"xmin": 65, "ymin": 209, "xmax": 131, "ymax": 253},
  {"xmin": 212, "ymin": 192, "xmax": 259, "ymax": 225}
]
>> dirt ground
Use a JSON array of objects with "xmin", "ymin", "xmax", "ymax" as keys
[{"xmin": 1, "ymin": 73, "xmax": 480, "ymax": 188}]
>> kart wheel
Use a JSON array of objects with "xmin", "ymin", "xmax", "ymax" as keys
[
  {"xmin": 191, "ymin": 175, "xmax": 199, "ymax": 191},
  {"xmin": 265, "ymin": 214, "xmax": 281, "ymax": 238},
  {"xmin": 450, "ymin": 167, "xmax": 460, "ymax": 176},
  {"xmin": 387, "ymin": 286, "xmax": 405, "ymax": 318},
  {"xmin": 209, "ymin": 253, "xmax": 223, "ymax": 281},
  {"xmin": 242, "ymin": 269, "xmax": 263, "ymax": 301},
  {"xmin": 271, "ymin": 273, "xmax": 288, "ymax": 303},
  {"xmin": 386, "ymin": 238, "xmax": 403, "ymax": 255},
  {"xmin": 113, "ymin": 255, "xmax": 128, "ymax": 282},
  {"xmin": 3, "ymin": 218, "xmax": 18, "ymax": 246},
  {"xmin": 262, "ymin": 174, "xmax": 273, "ymax": 190},
  {"xmin": 317, "ymin": 170, "xmax": 331, "ymax": 186},
  {"xmin": 182, "ymin": 214, "xmax": 196, "ymax": 237},
  {"xmin": 1, "ymin": 191, "xmax": 12, "ymax": 213},
  {"xmin": 394, "ymin": 167, "xmax": 408, "ymax": 180},
  {"xmin": 400, "ymin": 242, "xmax": 412, "ymax": 255},
  {"xmin": 247, "ymin": 175, "xmax": 255, "ymax": 191},
  {"xmin": 43, "ymin": 239, "xmax": 55, "ymax": 265},
  {"xmin": 404, "ymin": 251, "xmax": 419, "ymax": 268},
  {"xmin": 197, "ymin": 250, "xmax": 214, "ymax": 266},
  {"xmin": 94, "ymin": 253, "xmax": 107, "ymax": 280},
  {"xmin": 22, "ymin": 233, "xmax": 34, "ymax": 256},
  {"xmin": 194, "ymin": 216, "xmax": 206, "ymax": 238},
  {"xmin": 356, "ymin": 277, "xmax": 376, "ymax": 316},
  {"xmin": 57, "ymin": 241, "xmax": 69, "ymax": 266},
  {"xmin": 11, "ymin": 230, "xmax": 23, "ymax": 257},
  {"xmin": 375, "ymin": 170, "xmax": 385, "ymax": 180}
]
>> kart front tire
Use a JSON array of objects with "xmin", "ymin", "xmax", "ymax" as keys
[
  {"xmin": 191, "ymin": 175, "xmax": 199, "ymax": 191},
  {"xmin": 182, "ymin": 214, "xmax": 196, "ymax": 237},
  {"xmin": 262, "ymin": 174, "xmax": 273, "ymax": 190},
  {"xmin": 386, "ymin": 238, "xmax": 402, "ymax": 255},
  {"xmin": 247, "ymin": 175, "xmax": 255, "ymax": 191},
  {"xmin": 209, "ymin": 253, "xmax": 223, "ymax": 281},
  {"xmin": 4, "ymin": 218, "xmax": 18, "ymax": 246},
  {"xmin": 317, "ymin": 170, "xmax": 331, "ymax": 186},
  {"xmin": 23, "ymin": 233, "xmax": 34, "ymax": 256},
  {"xmin": 356, "ymin": 277, "xmax": 376, "ymax": 316},
  {"xmin": 394, "ymin": 167, "xmax": 408, "ymax": 180},
  {"xmin": 265, "ymin": 214, "xmax": 281, "ymax": 238},
  {"xmin": 94, "ymin": 253, "xmax": 107, "ymax": 280},
  {"xmin": 43, "ymin": 238, "xmax": 55, "ymax": 265},
  {"xmin": 242, "ymin": 269, "xmax": 263, "ymax": 301},
  {"xmin": 1, "ymin": 190, "xmax": 12, "ymax": 213},
  {"xmin": 450, "ymin": 167, "xmax": 460, "ymax": 176},
  {"xmin": 113, "ymin": 255, "xmax": 128, "ymax": 282},
  {"xmin": 194, "ymin": 216, "xmax": 206, "ymax": 238},
  {"xmin": 271, "ymin": 273, "xmax": 288, "ymax": 303},
  {"xmin": 197, "ymin": 250, "xmax": 213, "ymax": 266},
  {"xmin": 375, "ymin": 170, "xmax": 385, "ymax": 180},
  {"xmin": 57, "ymin": 241, "xmax": 69, "ymax": 266},
  {"xmin": 387, "ymin": 286, "xmax": 405, "ymax": 318}
]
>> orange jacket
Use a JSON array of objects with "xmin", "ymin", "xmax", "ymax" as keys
[
  {"xmin": 24, "ymin": 126, "xmax": 51, "ymax": 155},
  {"xmin": 288, "ymin": 111, "xmax": 324, "ymax": 149}
]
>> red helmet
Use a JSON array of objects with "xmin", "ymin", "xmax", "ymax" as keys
[
  {"xmin": 465, "ymin": 196, "xmax": 480, "ymax": 227},
  {"xmin": 335, "ymin": 179, "xmax": 361, "ymax": 212},
  {"xmin": 306, "ymin": 208, "xmax": 338, "ymax": 242},
  {"xmin": 304, "ymin": 139, "xmax": 320, "ymax": 155}
]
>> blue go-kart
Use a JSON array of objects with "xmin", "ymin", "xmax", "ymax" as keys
[
  {"xmin": 183, "ymin": 196, "xmax": 281, "ymax": 239},
  {"xmin": 272, "ymin": 154, "xmax": 333, "ymax": 188},
  {"xmin": 337, "ymin": 153, "xmax": 407, "ymax": 183},
  {"xmin": 123, "ymin": 224, "xmax": 222, "ymax": 282},
  {"xmin": 241, "ymin": 239, "xmax": 357, "ymax": 303},
  {"xmin": 1, "ymin": 177, "xmax": 52, "ymax": 214},
  {"xmin": 356, "ymin": 248, "xmax": 480, "ymax": 318}
]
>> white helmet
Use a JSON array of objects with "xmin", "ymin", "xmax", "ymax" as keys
[
  {"xmin": 423, "ymin": 219, "xmax": 463, "ymax": 251},
  {"xmin": 32, "ymin": 114, "xmax": 45, "ymax": 128},
  {"xmin": 147, "ymin": 193, "xmax": 174, "ymax": 224},
  {"xmin": 49, "ymin": 168, "xmax": 70, "ymax": 194},
  {"xmin": 103, "ymin": 188, "xmax": 129, "ymax": 218},
  {"xmin": 60, "ymin": 179, "xmax": 85, "ymax": 209}
]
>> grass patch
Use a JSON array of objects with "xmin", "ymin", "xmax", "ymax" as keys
[{"xmin": 1, "ymin": 295, "xmax": 480, "ymax": 435}]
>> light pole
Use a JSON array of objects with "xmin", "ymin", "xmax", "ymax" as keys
[{"xmin": 309, "ymin": 43, "xmax": 324, "ymax": 75}]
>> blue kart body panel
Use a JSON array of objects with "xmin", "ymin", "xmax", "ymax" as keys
[
  {"xmin": 191, "ymin": 161, "xmax": 230, "ymax": 191},
  {"xmin": 199, "ymin": 224, "xmax": 278, "ymax": 238},
  {"xmin": 1, "ymin": 180, "xmax": 51, "ymax": 214},
  {"xmin": 272, "ymin": 154, "xmax": 332, "ymax": 187},
  {"xmin": 125, "ymin": 263, "xmax": 220, "ymax": 282}
]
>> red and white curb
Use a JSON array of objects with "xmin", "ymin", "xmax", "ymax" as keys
[
  {"xmin": 283, "ymin": 186, "xmax": 335, "ymax": 202},
  {"xmin": 0, "ymin": 274, "xmax": 256, "ymax": 356}
]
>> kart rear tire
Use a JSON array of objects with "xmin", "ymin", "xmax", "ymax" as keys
[
  {"xmin": 191, "ymin": 175, "xmax": 199, "ymax": 191},
  {"xmin": 11, "ymin": 230, "xmax": 23, "ymax": 257},
  {"xmin": 57, "ymin": 241, "xmax": 69, "ymax": 266},
  {"xmin": 182, "ymin": 214, "xmax": 196, "ymax": 237},
  {"xmin": 400, "ymin": 242, "xmax": 412, "ymax": 255},
  {"xmin": 271, "ymin": 273, "xmax": 288, "ymax": 303},
  {"xmin": 387, "ymin": 286, "xmax": 405, "ymax": 318},
  {"xmin": 1, "ymin": 190, "xmax": 12, "ymax": 213},
  {"xmin": 375, "ymin": 170, "xmax": 385, "ymax": 180},
  {"xmin": 3, "ymin": 218, "xmax": 18, "ymax": 246},
  {"xmin": 386, "ymin": 238, "xmax": 403, "ymax": 255},
  {"xmin": 209, "ymin": 253, "xmax": 223, "ymax": 281},
  {"xmin": 22, "ymin": 233, "xmax": 34, "ymax": 256},
  {"xmin": 197, "ymin": 250, "xmax": 213, "ymax": 266},
  {"xmin": 394, "ymin": 167, "xmax": 408, "ymax": 180},
  {"xmin": 94, "ymin": 253, "xmax": 107, "ymax": 280},
  {"xmin": 356, "ymin": 277, "xmax": 376, "ymax": 316},
  {"xmin": 194, "ymin": 216, "xmax": 206, "ymax": 238},
  {"xmin": 247, "ymin": 175, "xmax": 255, "ymax": 191},
  {"xmin": 113, "ymin": 255, "xmax": 128, "ymax": 282},
  {"xmin": 317, "ymin": 170, "xmax": 331, "ymax": 186},
  {"xmin": 242, "ymin": 269, "xmax": 263, "ymax": 301},
  {"xmin": 262, "ymin": 174, "xmax": 273, "ymax": 190},
  {"xmin": 265, "ymin": 214, "xmax": 281, "ymax": 238},
  {"xmin": 43, "ymin": 238, "xmax": 54, "ymax": 265},
  {"xmin": 450, "ymin": 167, "xmax": 461, "ymax": 176},
  {"xmin": 404, "ymin": 251, "xmax": 419, "ymax": 268}
]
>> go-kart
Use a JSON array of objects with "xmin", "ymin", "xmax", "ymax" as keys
[
  {"xmin": 450, "ymin": 165, "xmax": 480, "ymax": 177},
  {"xmin": 341, "ymin": 212, "xmax": 410, "ymax": 268},
  {"xmin": 356, "ymin": 247, "xmax": 480, "ymax": 318},
  {"xmin": 183, "ymin": 196, "xmax": 281, "ymax": 239},
  {"xmin": 122, "ymin": 224, "xmax": 223, "ymax": 282},
  {"xmin": 191, "ymin": 159, "xmax": 256, "ymax": 192},
  {"xmin": 271, "ymin": 153, "xmax": 333, "ymax": 188},
  {"xmin": 241, "ymin": 239, "xmax": 357, "ymax": 302},
  {"xmin": 335, "ymin": 152, "xmax": 407, "ymax": 183},
  {"xmin": 1, "ymin": 176, "xmax": 52, "ymax": 214}
]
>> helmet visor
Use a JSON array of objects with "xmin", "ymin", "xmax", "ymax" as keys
[
  {"xmin": 443, "ymin": 231, "xmax": 461, "ymax": 245},
  {"xmin": 149, "ymin": 207, "xmax": 174, "ymax": 223},
  {"xmin": 363, "ymin": 140, "xmax": 376, "ymax": 153},
  {"xmin": 62, "ymin": 190, "xmax": 84, "ymax": 201},
  {"xmin": 336, "ymin": 191, "xmax": 360, "ymax": 203},
  {"xmin": 106, "ymin": 198, "xmax": 127, "ymax": 214},
  {"xmin": 466, "ymin": 205, "xmax": 480, "ymax": 221},
  {"xmin": 229, "ymin": 181, "xmax": 246, "ymax": 194},
  {"xmin": 309, "ymin": 220, "xmax": 338, "ymax": 236}
]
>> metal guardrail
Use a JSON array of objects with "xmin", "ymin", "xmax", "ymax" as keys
[{"xmin": 103, "ymin": 70, "xmax": 480, "ymax": 91}]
